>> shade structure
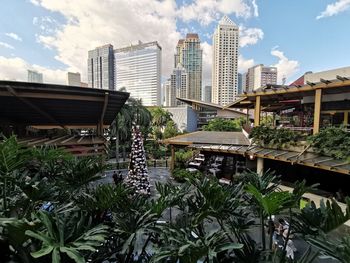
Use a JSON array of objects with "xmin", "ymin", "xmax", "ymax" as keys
[{"xmin": 0, "ymin": 80, "xmax": 129, "ymax": 128}]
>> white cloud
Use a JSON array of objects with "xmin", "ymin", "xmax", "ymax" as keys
[
  {"xmin": 0, "ymin": 56, "xmax": 67, "ymax": 84},
  {"xmin": 270, "ymin": 48, "xmax": 299, "ymax": 84},
  {"xmin": 30, "ymin": 0, "xmax": 181, "ymax": 82},
  {"xmin": 178, "ymin": 0, "xmax": 258, "ymax": 25},
  {"xmin": 5, "ymin": 32, "xmax": 22, "ymax": 42},
  {"xmin": 317, "ymin": 0, "xmax": 350, "ymax": 19},
  {"xmin": 0, "ymin": 42, "xmax": 14, "ymax": 49},
  {"xmin": 238, "ymin": 54, "xmax": 255, "ymax": 73},
  {"xmin": 239, "ymin": 26, "xmax": 263, "ymax": 47},
  {"xmin": 201, "ymin": 41, "xmax": 213, "ymax": 86},
  {"xmin": 252, "ymin": 0, "xmax": 259, "ymax": 17}
]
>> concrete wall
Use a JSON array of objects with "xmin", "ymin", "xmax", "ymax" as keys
[
  {"xmin": 304, "ymin": 66, "xmax": 350, "ymax": 83},
  {"xmin": 165, "ymin": 106, "xmax": 198, "ymax": 132}
]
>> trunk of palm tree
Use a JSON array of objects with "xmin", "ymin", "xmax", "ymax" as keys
[
  {"xmin": 268, "ymin": 215, "xmax": 273, "ymax": 250},
  {"xmin": 123, "ymin": 145, "xmax": 126, "ymax": 162},
  {"xmin": 115, "ymin": 130, "xmax": 120, "ymax": 164},
  {"xmin": 260, "ymin": 209, "xmax": 266, "ymax": 251}
]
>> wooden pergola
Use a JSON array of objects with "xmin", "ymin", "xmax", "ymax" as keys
[{"xmin": 225, "ymin": 78, "xmax": 350, "ymax": 134}]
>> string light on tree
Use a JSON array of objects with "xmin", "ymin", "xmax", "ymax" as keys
[{"xmin": 125, "ymin": 125, "xmax": 151, "ymax": 195}]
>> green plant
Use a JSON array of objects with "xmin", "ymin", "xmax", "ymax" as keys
[
  {"xmin": 174, "ymin": 149, "xmax": 193, "ymax": 168},
  {"xmin": 249, "ymin": 125, "xmax": 302, "ymax": 148},
  {"xmin": 203, "ymin": 117, "xmax": 244, "ymax": 132},
  {"xmin": 308, "ymin": 126, "xmax": 350, "ymax": 161},
  {"xmin": 172, "ymin": 168, "xmax": 202, "ymax": 182}
]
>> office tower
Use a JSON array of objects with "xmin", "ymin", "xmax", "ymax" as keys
[
  {"xmin": 27, "ymin": 70, "xmax": 43, "ymax": 83},
  {"xmin": 203, "ymin": 85, "xmax": 212, "ymax": 102},
  {"xmin": 88, "ymin": 44, "xmax": 114, "ymax": 90},
  {"xmin": 242, "ymin": 73, "xmax": 247, "ymax": 93},
  {"xmin": 164, "ymin": 79, "xmax": 174, "ymax": 107},
  {"xmin": 246, "ymin": 64, "xmax": 277, "ymax": 92},
  {"xmin": 174, "ymin": 34, "xmax": 202, "ymax": 101},
  {"xmin": 212, "ymin": 15, "xmax": 239, "ymax": 105},
  {"xmin": 237, "ymin": 73, "xmax": 243, "ymax": 94},
  {"xmin": 171, "ymin": 64, "xmax": 188, "ymax": 106},
  {"xmin": 115, "ymin": 41, "xmax": 161, "ymax": 106},
  {"xmin": 66, "ymin": 72, "xmax": 81, "ymax": 86}
]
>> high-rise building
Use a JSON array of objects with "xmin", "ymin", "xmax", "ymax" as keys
[
  {"xmin": 27, "ymin": 70, "xmax": 43, "ymax": 83},
  {"xmin": 171, "ymin": 64, "xmax": 188, "ymax": 106},
  {"xmin": 245, "ymin": 64, "xmax": 277, "ymax": 92},
  {"xmin": 115, "ymin": 41, "xmax": 161, "ymax": 106},
  {"xmin": 66, "ymin": 72, "xmax": 81, "ymax": 86},
  {"xmin": 164, "ymin": 79, "xmax": 174, "ymax": 107},
  {"xmin": 87, "ymin": 44, "xmax": 114, "ymax": 90},
  {"xmin": 174, "ymin": 34, "xmax": 202, "ymax": 101},
  {"xmin": 203, "ymin": 85, "xmax": 212, "ymax": 102},
  {"xmin": 237, "ymin": 73, "xmax": 243, "ymax": 94},
  {"xmin": 212, "ymin": 15, "xmax": 239, "ymax": 105}
]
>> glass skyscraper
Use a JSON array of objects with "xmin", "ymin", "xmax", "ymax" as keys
[
  {"xmin": 88, "ymin": 44, "xmax": 114, "ymax": 90},
  {"xmin": 174, "ymin": 34, "xmax": 202, "ymax": 101},
  {"xmin": 114, "ymin": 41, "xmax": 161, "ymax": 106}
]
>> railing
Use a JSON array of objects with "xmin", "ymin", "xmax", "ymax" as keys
[{"xmin": 109, "ymin": 159, "xmax": 170, "ymax": 170}]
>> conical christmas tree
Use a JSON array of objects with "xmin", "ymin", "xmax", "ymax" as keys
[{"xmin": 125, "ymin": 126, "xmax": 151, "ymax": 195}]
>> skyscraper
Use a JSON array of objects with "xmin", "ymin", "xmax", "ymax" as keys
[
  {"xmin": 174, "ymin": 34, "xmax": 202, "ymax": 101},
  {"xmin": 237, "ymin": 73, "xmax": 243, "ymax": 94},
  {"xmin": 171, "ymin": 64, "xmax": 188, "ymax": 106},
  {"xmin": 66, "ymin": 72, "xmax": 81, "ymax": 86},
  {"xmin": 212, "ymin": 16, "xmax": 239, "ymax": 105},
  {"xmin": 27, "ymin": 70, "xmax": 43, "ymax": 83},
  {"xmin": 164, "ymin": 79, "xmax": 174, "ymax": 107},
  {"xmin": 115, "ymin": 41, "xmax": 161, "ymax": 106},
  {"xmin": 203, "ymin": 85, "xmax": 212, "ymax": 102},
  {"xmin": 245, "ymin": 64, "xmax": 277, "ymax": 92},
  {"xmin": 88, "ymin": 44, "xmax": 114, "ymax": 90}
]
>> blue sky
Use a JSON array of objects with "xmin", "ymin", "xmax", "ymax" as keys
[{"xmin": 0, "ymin": 0, "xmax": 349, "ymax": 85}]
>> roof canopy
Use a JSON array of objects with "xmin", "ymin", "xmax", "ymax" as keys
[
  {"xmin": 0, "ymin": 81, "xmax": 129, "ymax": 128},
  {"xmin": 226, "ymin": 78, "xmax": 350, "ymax": 112}
]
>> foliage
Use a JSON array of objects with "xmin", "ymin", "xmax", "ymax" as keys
[
  {"xmin": 308, "ymin": 126, "xmax": 350, "ymax": 161},
  {"xmin": 163, "ymin": 120, "xmax": 179, "ymax": 139},
  {"xmin": 149, "ymin": 107, "xmax": 172, "ymax": 129},
  {"xmin": 249, "ymin": 125, "xmax": 302, "ymax": 148},
  {"xmin": 202, "ymin": 117, "xmax": 245, "ymax": 132},
  {"xmin": 174, "ymin": 149, "xmax": 193, "ymax": 168},
  {"xmin": 172, "ymin": 168, "xmax": 202, "ymax": 182}
]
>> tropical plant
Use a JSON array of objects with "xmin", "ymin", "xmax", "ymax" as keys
[
  {"xmin": 163, "ymin": 120, "xmax": 179, "ymax": 139},
  {"xmin": 174, "ymin": 149, "xmax": 193, "ymax": 168},
  {"xmin": 202, "ymin": 117, "xmax": 244, "ymax": 132},
  {"xmin": 307, "ymin": 126, "xmax": 350, "ymax": 161},
  {"xmin": 172, "ymin": 168, "xmax": 202, "ymax": 182}
]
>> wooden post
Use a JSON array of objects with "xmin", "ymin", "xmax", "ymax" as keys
[
  {"xmin": 170, "ymin": 145, "xmax": 175, "ymax": 172},
  {"xmin": 257, "ymin": 157, "xmax": 264, "ymax": 176},
  {"xmin": 313, "ymin": 89, "xmax": 322, "ymax": 134},
  {"xmin": 344, "ymin": 111, "xmax": 349, "ymax": 126},
  {"xmin": 254, "ymin": 95, "xmax": 261, "ymax": 127}
]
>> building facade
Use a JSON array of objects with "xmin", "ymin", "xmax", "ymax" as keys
[
  {"xmin": 203, "ymin": 85, "xmax": 212, "ymax": 102},
  {"xmin": 245, "ymin": 64, "xmax": 277, "ymax": 92},
  {"xmin": 88, "ymin": 44, "xmax": 114, "ymax": 90},
  {"xmin": 164, "ymin": 106, "xmax": 197, "ymax": 132},
  {"xmin": 304, "ymin": 66, "xmax": 350, "ymax": 84},
  {"xmin": 66, "ymin": 72, "xmax": 81, "ymax": 86},
  {"xmin": 164, "ymin": 79, "xmax": 174, "ymax": 107},
  {"xmin": 237, "ymin": 73, "xmax": 243, "ymax": 94},
  {"xmin": 174, "ymin": 34, "xmax": 202, "ymax": 101},
  {"xmin": 115, "ymin": 41, "xmax": 161, "ymax": 106},
  {"xmin": 27, "ymin": 70, "xmax": 43, "ymax": 83},
  {"xmin": 212, "ymin": 16, "xmax": 239, "ymax": 105},
  {"xmin": 171, "ymin": 64, "xmax": 188, "ymax": 106}
]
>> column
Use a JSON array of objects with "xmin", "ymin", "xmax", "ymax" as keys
[
  {"xmin": 170, "ymin": 145, "xmax": 175, "ymax": 172},
  {"xmin": 313, "ymin": 89, "xmax": 322, "ymax": 135},
  {"xmin": 257, "ymin": 157, "xmax": 264, "ymax": 176},
  {"xmin": 344, "ymin": 111, "xmax": 349, "ymax": 126},
  {"xmin": 254, "ymin": 95, "xmax": 261, "ymax": 127}
]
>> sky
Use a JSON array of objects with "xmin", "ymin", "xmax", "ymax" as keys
[{"xmin": 0, "ymin": 0, "xmax": 350, "ymax": 86}]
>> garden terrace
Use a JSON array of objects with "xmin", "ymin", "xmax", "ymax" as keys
[{"xmin": 226, "ymin": 77, "xmax": 350, "ymax": 134}]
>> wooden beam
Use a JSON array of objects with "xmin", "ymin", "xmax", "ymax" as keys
[
  {"xmin": 6, "ymin": 86, "xmax": 67, "ymax": 129},
  {"xmin": 254, "ymin": 95, "xmax": 261, "ymax": 126},
  {"xmin": 0, "ymin": 90, "xmax": 105, "ymax": 102},
  {"xmin": 313, "ymin": 89, "xmax": 322, "ymax": 134}
]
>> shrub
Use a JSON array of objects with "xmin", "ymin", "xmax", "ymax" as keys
[
  {"xmin": 175, "ymin": 149, "xmax": 194, "ymax": 168},
  {"xmin": 308, "ymin": 127, "xmax": 350, "ymax": 161},
  {"xmin": 249, "ymin": 125, "xmax": 301, "ymax": 148},
  {"xmin": 202, "ymin": 118, "xmax": 244, "ymax": 132},
  {"xmin": 172, "ymin": 168, "xmax": 202, "ymax": 182}
]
